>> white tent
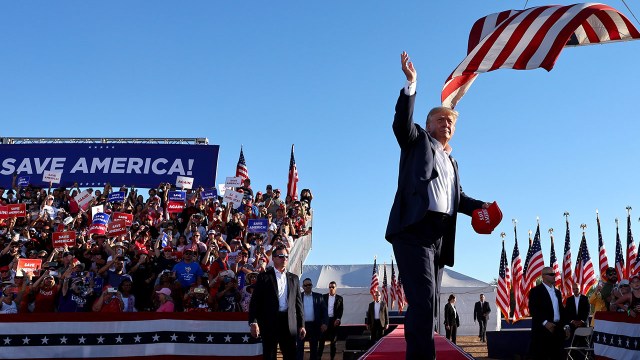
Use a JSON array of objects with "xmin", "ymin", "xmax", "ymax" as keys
[{"xmin": 301, "ymin": 264, "xmax": 499, "ymax": 336}]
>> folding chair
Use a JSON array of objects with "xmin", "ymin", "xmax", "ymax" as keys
[{"xmin": 565, "ymin": 326, "xmax": 594, "ymax": 360}]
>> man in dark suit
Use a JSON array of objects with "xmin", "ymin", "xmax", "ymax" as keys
[
  {"xmin": 528, "ymin": 266, "xmax": 570, "ymax": 360},
  {"xmin": 366, "ymin": 291, "xmax": 389, "ymax": 342},
  {"xmin": 473, "ymin": 293, "xmax": 491, "ymax": 342},
  {"xmin": 249, "ymin": 246, "xmax": 305, "ymax": 360},
  {"xmin": 318, "ymin": 281, "xmax": 344, "ymax": 360},
  {"xmin": 443, "ymin": 294, "xmax": 460, "ymax": 344},
  {"xmin": 564, "ymin": 283, "xmax": 590, "ymax": 334},
  {"xmin": 296, "ymin": 278, "xmax": 328, "ymax": 360},
  {"xmin": 386, "ymin": 52, "xmax": 494, "ymax": 359}
]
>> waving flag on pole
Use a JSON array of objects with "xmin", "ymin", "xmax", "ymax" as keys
[
  {"xmin": 235, "ymin": 146, "xmax": 249, "ymax": 181},
  {"xmin": 442, "ymin": 3, "xmax": 640, "ymax": 108},
  {"xmin": 396, "ymin": 275, "xmax": 406, "ymax": 314},
  {"xmin": 561, "ymin": 212, "xmax": 573, "ymax": 302},
  {"xmin": 381, "ymin": 263, "xmax": 389, "ymax": 305},
  {"xmin": 549, "ymin": 229, "xmax": 561, "ymax": 289},
  {"xmin": 519, "ymin": 229, "xmax": 534, "ymax": 316},
  {"xmin": 511, "ymin": 220, "xmax": 525, "ymax": 322},
  {"xmin": 390, "ymin": 260, "xmax": 397, "ymax": 310},
  {"xmin": 626, "ymin": 207, "xmax": 637, "ymax": 279},
  {"xmin": 524, "ymin": 222, "xmax": 544, "ymax": 298},
  {"xmin": 287, "ymin": 144, "xmax": 299, "ymax": 201},
  {"xmin": 615, "ymin": 218, "xmax": 626, "ymax": 281},
  {"xmin": 497, "ymin": 238, "xmax": 511, "ymax": 322},
  {"xmin": 596, "ymin": 210, "xmax": 609, "ymax": 280},
  {"xmin": 370, "ymin": 257, "xmax": 379, "ymax": 300},
  {"xmin": 575, "ymin": 225, "xmax": 597, "ymax": 295}
]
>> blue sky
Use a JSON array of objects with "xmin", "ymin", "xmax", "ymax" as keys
[{"xmin": 2, "ymin": 1, "xmax": 640, "ymax": 282}]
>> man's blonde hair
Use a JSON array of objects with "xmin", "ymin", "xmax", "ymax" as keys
[{"xmin": 426, "ymin": 106, "xmax": 458, "ymax": 125}]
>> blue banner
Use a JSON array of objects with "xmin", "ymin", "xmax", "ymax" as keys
[
  {"xmin": 201, "ymin": 189, "xmax": 217, "ymax": 200},
  {"xmin": 17, "ymin": 176, "xmax": 30, "ymax": 187},
  {"xmin": 0, "ymin": 143, "xmax": 219, "ymax": 188},
  {"xmin": 92, "ymin": 213, "xmax": 110, "ymax": 225},
  {"xmin": 247, "ymin": 219, "xmax": 268, "ymax": 233},
  {"xmin": 108, "ymin": 191, "xmax": 126, "ymax": 203},
  {"xmin": 168, "ymin": 190, "xmax": 186, "ymax": 202}
]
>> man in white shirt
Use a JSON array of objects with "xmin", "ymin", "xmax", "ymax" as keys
[{"xmin": 319, "ymin": 281, "xmax": 344, "ymax": 360}]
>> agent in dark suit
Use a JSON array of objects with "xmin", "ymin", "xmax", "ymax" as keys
[
  {"xmin": 386, "ymin": 52, "xmax": 491, "ymax": 359},
  {"xmin": 367, "ymin": 291, "xmax": 389, "ymax": 342},
  {"xmin": 528, "ymin": 267, "xmax": 570, "ymax": 360},
  {"xmin": 297, "ymin": 278, "xmax": 328, "ymax": 360},
  {"xmin": 443, "ymin": 294, "xmax": 460, "ymax": 344},
  {"xmin": 564, "ymin": 283, "xmax": 590, "ymax": 334},
  {"xmin": 319, "ymin": 281, "xmax": 344, "ymax": 360},
  {"xmin": 473, "ymin": 293, "xmax": 491, "ymax": 342},
  {"xmin": 249, "ymin": 246, "xmax": 305, "ymax": 360}
]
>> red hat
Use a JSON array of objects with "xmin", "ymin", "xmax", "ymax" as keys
[{"xmin": 471, "ymin": 202, "xmax": 503, "ymax": 234}]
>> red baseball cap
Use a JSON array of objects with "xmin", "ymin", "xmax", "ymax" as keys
[{"xmin": 471, "ymin": 202, "xmax": 503, "ymax": 234}]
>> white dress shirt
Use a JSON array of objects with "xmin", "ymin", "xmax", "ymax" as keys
[
  {"xmin": 543, "ymin": 283, "xmax": 561, "ymax": 323},
  {"xmin": 328, "ymin": 294, "xmax": 336, "ymax": 318},
  {"xmin": 275, "ymin": 269, "xmax": 288, "ymax": 311}
]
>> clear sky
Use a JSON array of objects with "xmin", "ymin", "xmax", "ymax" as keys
[{"xmin": 2, "ymin": 1, "xmax": 640, "ymax": 283}]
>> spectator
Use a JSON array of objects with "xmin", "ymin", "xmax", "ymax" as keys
[
  {"xmin": 98, "ymin": 256, "xmax": 132, "ymax": 288},
  {"xmin": 58, "ymin": 269, "xmax": 93, "ymax": 312},
  {"xmin": 172, "ymin": 248, "xmax": 204, "ymax": 289},
  {"xmin": 614, "ymin": 275, "xmax": 640, "ymax": 316},
  {"xmin": 183, "ymin": 285, "xmax": 210, "ymax": 312},
  {"xmin": 93, "ymin": 286, "xmax": 124, "ymax": 312},
  {"xmin": 30, "ymin": 272, "xmax": 59, "ymax": 313},
  {"xmin": 0, "ymin": 284, "xmax": 19, "ymax": 314},
  {"xmin": 119, "ymin": 278, "xmax": 137, "ymax": 312},
  {"xmin": 155, "ymin": 288, "xmax": 174, "ymax": 312}
]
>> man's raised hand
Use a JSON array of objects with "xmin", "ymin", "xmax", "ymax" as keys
[{"xmin": 401, "ymin": 51, "xmax": 416, "ymax": 83}]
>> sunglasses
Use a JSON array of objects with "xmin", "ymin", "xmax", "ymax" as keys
[
  {"xmin": 275, "ymin": 254, "xmax": 289, "ymax": 259},
  {"xmin": 542, "ymin": 273, "xmax": 555, "ymax": 276},
  {"xmin": 329, "ymin": 286, "xmax": 336, "ymax": 289},
  {"xmin": 303, "ymin": 284, "xmax": 312, "ymax": 287}
]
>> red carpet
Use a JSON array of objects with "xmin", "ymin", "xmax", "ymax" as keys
[{"xmin": 360, "ymin": 325, "xmax": 473, "ymax": 360}]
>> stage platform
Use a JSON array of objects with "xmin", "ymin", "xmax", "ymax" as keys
[{"xmin": 359, "ymin": 325, "xmax": 473, "ymax": 360}]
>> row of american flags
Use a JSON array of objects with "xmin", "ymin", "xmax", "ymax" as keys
[
  {"xmin": 235, "ymin": 144, "xmax": 299, "ymax": 201},
  {"xmin": 496, "ymin": 209, "xmax": 639, "ymax": 323},
  {"xmin": 369, "ymin": 257, "xmax": 407, "ymax": 313}
]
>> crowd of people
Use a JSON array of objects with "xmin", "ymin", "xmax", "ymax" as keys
[{"xmin": 0, "ymin": 177, "xmax": 314, "ymax": 314}]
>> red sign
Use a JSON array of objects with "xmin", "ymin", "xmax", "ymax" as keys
[
  {"xmin": 17, "ymin": 259, "xmax": 42, "ymax": 275},
  {"xmin": 167, "ymin": 201, "xmax": 185, "ymax": 213},
  {"xmin": 89, "ymin": 224, "xmax": 107, "ymax": 235},
  {"xmin": 113, "ymin": 212, "xmax": 134, "ymax": 227},
  {"xmin": 108, "ymin": 219, "xmax": 127, "ymax": 237},
  {"xmin": 52, "ymin": 231, "xmax": 77, "ymax": 248},
  {"xmin": 5, "ymin": 204, "xmax": 26, "ymax": 218},
  {"xmin": 0, "ymin": 206, "xmax": 7, "ymax": 220}
]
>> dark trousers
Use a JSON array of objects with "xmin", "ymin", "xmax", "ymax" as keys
[
  {"xmin": 478, "ymin": 318, "xmax": 487, "ymax": 341},
  {"xmin": 445, "ymin": 324, "xmax": 457, "ymax": 344},
  {"xmin": 371, "ymin": 319, "xmax": 384, "ymax": 342},
  {"xmin": 318, "ymin": 317, "xmax": 338, "ymax": 359},
  {"xmin": 262, "ymin": 312, "xmax": 297, "ymax": 360},
  {"xmin": 392, "ymin": 212, "xmax": 447, "ymax": 360},
  {"xmin": 530, "ymin": 325, "xmax": 566, "ymax": 360},
  {"xmin": 297, "ymin": 321, "xmax": 319, "ymax": 360}
]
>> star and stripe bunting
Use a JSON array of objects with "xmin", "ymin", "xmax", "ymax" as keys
[
  {"xmin": 593, "ymin": 312, "xmax": 640, "ymax": 359},
  {"xmin": 442, "ymin": 3, "xmax": 640, "ymax": 108}
]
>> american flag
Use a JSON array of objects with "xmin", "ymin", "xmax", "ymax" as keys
[
  {"xmin": 381, "ymin": 263, "xmax": 389, "ymax": 305},
  {"xmin": 396, "ymin": 274, "xmax": 406, "ymax": 314},
  {"xmin": 497, "ymin": 240, "xmax": 510, "ymax": 322},
  {"xmin": 441, "ymin": 3, "xmax": 640, "ymax": 108},
  {"xmin": 370, "ymin": 257, "xmax": 379, "ymax": 300},
  {"xmin": 511, "ymin": 223, "xmax": 524, "ymax": 322},
  {"xmin": 523, "ymin": 223, "xmax": 544, "ymax": 306},
  {"xmin": 0, "ymin": 312, "xmax": 261, "ymax": 359},
  {"xmin": 235, "ymin": 146, "xmax": 249, "ymax": 181},
  {"xmin": 615, "ymin": 219, "xmax": 626, "ymax": 281},
  {"xmin": 574, "ymin": 231, "xmax": 597, "ymax": 295},
  {"xmin": 287, "ymin": 144, "xmax": 299, "ymax": 201},
  {"xmin": 519, "ymin": 229, "xmax": 533, "ymax": 316},
  {"xmin": 596, "ymin": 211, "xmax": 609, "ymax": 280},
  {"xmin": 626, "ymin": 210, "xmax": 638, "ymax": 279},
  {"xmin": 549, "ymin": 232, "xmax": 561, "ymax": 289},
  {"xmin": 390, "ymin": 260, "xmax": 397, "ymax": 309},
  {"xmin": 561, "ymin": 216, "xmax": 573, "ymax": 302}
]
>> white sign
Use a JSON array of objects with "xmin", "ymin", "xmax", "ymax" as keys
[
  {"xmin": 225, "ymin": 176, "xmax": 243, "ymax": 188},
  {"xmin": 74, "ymin": 190, "xmax": 95, "ymax": 211},
  {"xmin": 176, "ymin": 175, "xmax": 194, "ymax": 189},
  {"xmin": 223, "ymin": 190, "xmax": 243, "ymax": 209},
  {"xmin": 42, "ymin": 170, "xmax": 62, "ymax": 184},
  {"xmin": 217, "ymin": 184, "xmax": 226, "ymax": 196}
]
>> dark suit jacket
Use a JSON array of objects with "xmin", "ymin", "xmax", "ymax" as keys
[
  {"xmin": 385, "ymin": 90, "xmax": 484, "ymax": 267},
  {"xmin": 473, "ymin": 301, "xmax": 491, "ymax": 321},
  {"xmin": 248, "ymin": 267, "xmax": 304, "ymax": 337},
  {"xmin": 564, "ymin": 294, "xmax": 590, "ymax": 326},
  {"xmin": 367, "ymin": 301, "xmax": 389, "ymax": 328},
  {"xmin": 303, "ymin": 291, "xmax": 329, "ymax": 327},
  {"xmin": 444, "ymin": 302, "xmax": 460, "ymax": 327},
  {"xmin": 528, "ymin": 283, "xmax": 566, "ymax": 338},
  {"xmin": 323, "ymin": 293, "xmax": 344, "ymax": 321}
]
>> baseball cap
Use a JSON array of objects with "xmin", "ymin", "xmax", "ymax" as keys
[
  {"xmin": 619, "ymin": 279, "xmax": 630, "ymax": 286},
  {"xmin": 207, "ymin": 229, "xmax": 216, "ymax": 235},
  {"xmin": 471, "ymin": 202, "xmax": 503, "ymax": 234},
  {"xmin": 156, "ymin": 288, "xmax": 171, "ymax": 296}
]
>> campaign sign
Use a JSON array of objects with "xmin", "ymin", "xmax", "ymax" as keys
[
  {"xmin": 223, "ymin": 189, "xmax": 243, "ymax": 209},
  {"xmin": 108, "ymin": 219, "xmax": 127, "ymax": 237},
  {"xmin": 107, "ymin": 191, "xmax": 126, "ymax": 203},
  {"xmin": 74, "ymin": 190, "xmax": 94, "ymax": 211},
  {"xmin": 201, "ymin": 189, "xmax": 217, "ymax": 200},
  {"xmin": 17, "ymin": 259, "xmax": 42, "ymax": 275},
  {"xmin": 89, "ymin": 223, "xmax": 107, "ymax": 235},
  {"xmin": 7, "ymin": 204, "xmax": 26, "ymax": 217},
  {"xmin": 92, "ymin": 213, "xmax": 110, "ymax": 225},
  {"xmin": 113, "ymin": 212, "xmax": 133, "ymax": 227},
  {"xmin": 168, "ymin": 190, "xmax": 186, "ymax": 202},
  {"xmin": 52, "ymin": 231, "xmax": 77, "ymax": 248},
  {"xmin": 0, "ymin": 206, "xmax": 7, "ymax": 219},
  {"xmin": 247, "ymin": 219, "xmax": 268, "ymax": 233},
  {"xmin": 225, "ymin": 176, "xmax": 243, "ymax": 188},
  {"xmin": 0, "ymin": 143, "xmax": 219, "ymax": 188},
  {"xmin": 42, "ymin": 170, "xmax": 62, "ymax": 184},
  {"xmin": 17, "ymin": 176, "xmax": 30, "ymax": 187},
  {"xmin": 217, "ymin": 184, "xmax": 226, "ymax": 196},
  {"xmin": 176, "ymin": 175, "xmax": 194, "ymax": 189},
  {"xmin": 167, "ymin": 201, "xmax": 185, "ymax": 213},
  {"xmin": 91, "ymin": 205, "xmax": 104, "ymax": 219}
]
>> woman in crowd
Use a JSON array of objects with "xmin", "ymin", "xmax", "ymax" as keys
[
  {"xmin": 155, "ymin": 288, "xmax": 174, "ymax": 312},
  {"xmin": 614, "ymin": 275, "xmax": 640, "ymax": 317},
  {"xmin": 119, "ymin": 278, "xmax": 137, "ymax": 312}
]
